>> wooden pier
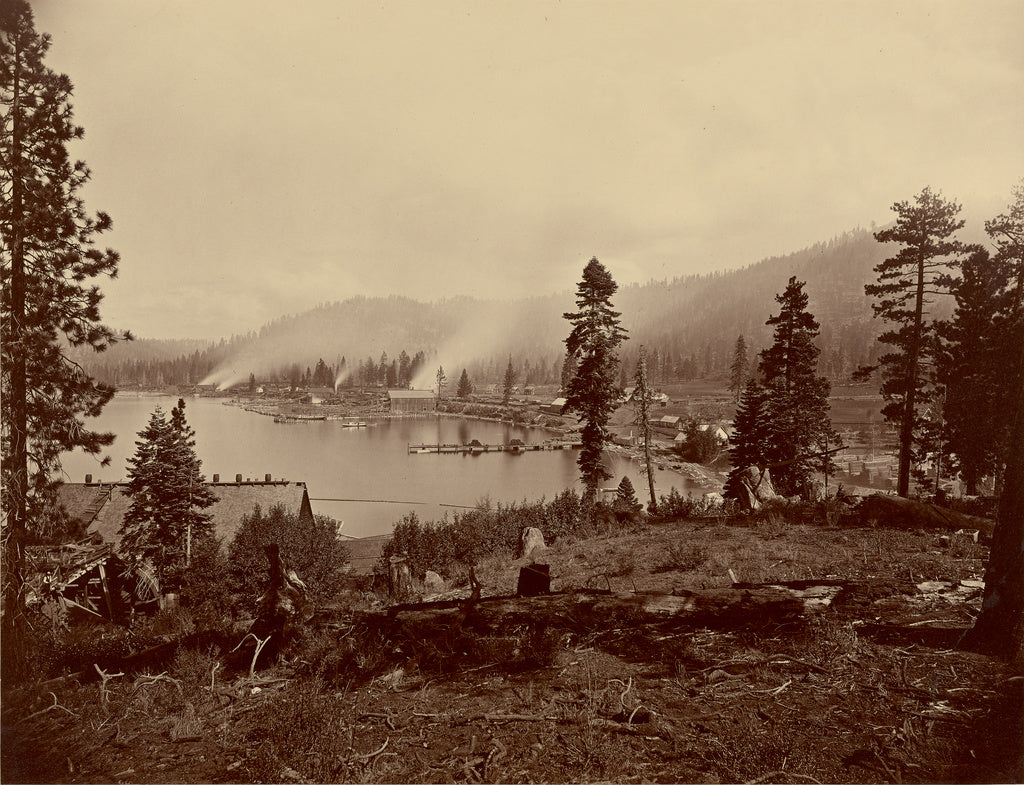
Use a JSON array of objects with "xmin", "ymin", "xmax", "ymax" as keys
[{"xmin": 408, "ymin": 440, "xmax": 582, "ymax": 455}]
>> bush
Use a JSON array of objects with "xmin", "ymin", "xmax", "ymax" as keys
[
  {"xmin": 650, "ymin": 488, "xmax": 734, "ymax": 521},
  {"xmin": 228, "ymin": 504, "xmax": 350, "ymax": 605},
  {"xmin": 675, "ymin": 422, "xmax": 725, "ymax": 464},
  {"xmin": 379, "ymin": 488, "xmax": 626, "ymax": 585},
  {"xmin": 180, "ymin": 533, "xmax": 235, "ymax": 626}
]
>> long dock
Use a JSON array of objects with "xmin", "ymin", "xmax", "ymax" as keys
[{"xmin": 408, "ymin": 440, "xmax": 582, "ymax": 454}]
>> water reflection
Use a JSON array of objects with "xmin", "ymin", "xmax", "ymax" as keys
[{"xmin": 61, "ymin": 395, "xmax": 703, "ymax": 538}]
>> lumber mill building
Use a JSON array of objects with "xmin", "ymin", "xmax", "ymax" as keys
[{"xmin": 387, "ymin": 389, "xmax": 436, "ymax": 413}]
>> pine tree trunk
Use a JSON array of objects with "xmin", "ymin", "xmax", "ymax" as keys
[
  {"xmin": 4, "ymin": 31, "xmax": 29, "ymax": 625},
  {"xmin": 643, "ymin": 433, "xmax": 657, "ymax": 513},
  {"xmin": 966, "ymin": 322, "xmax": 1024, "ymax": 661},
  {"xmin": 898, "ymin": 252, "xmax": 927, "ymax": 497}
]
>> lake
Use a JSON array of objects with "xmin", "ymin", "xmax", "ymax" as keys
[{"xmin": 59, "ymin": 394, "xmax": 702, "ymax": 538}]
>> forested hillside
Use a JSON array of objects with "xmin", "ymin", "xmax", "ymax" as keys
[{"xmin": 76, "ymin": 228, "xmax": 902, "ymax": 389}]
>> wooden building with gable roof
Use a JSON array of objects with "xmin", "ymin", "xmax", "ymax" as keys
[{"xmin": 56, "ymin": 474, "xmax": 314, "ymax": 550}]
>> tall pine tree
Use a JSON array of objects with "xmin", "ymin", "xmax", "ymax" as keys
[
  {"xmin": 120, "ymin": 399, "xmax": 215, "ymax": 593},
  {"xmin": 728, "ymin": 335, "xmax": 749, "ymax": 403},
  {"xmin": 758, "ymin": 277, "xmax": 837, "ymax": 496},
  {"xmin": 457, "ymin": 368, "xmax": 473, "ymax": 398},
  {"xmin": 564, "ymin": 257, "xmax": 628, "ymax": 504},
  {"xmin": 724, "ymin": 379, "xmax": 770, "ymax": 501},
  {"xmin": 2, "ymin": 1, "xmax": 128, "ymax": 630},
  {"xmin": 502, "ymin": 355, "xmax": 517, "ymax": 404},
  {"xmin": 937, "ymin": 246, "xmax": 1013, "ymax": 494},
  {"xmin": 862, "ymin": 186, "xmax": 964, "ymax": 496}
]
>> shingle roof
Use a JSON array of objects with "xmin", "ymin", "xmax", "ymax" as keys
[
  {"xmin": 56, "ymin": 481, "xmax": 313, "ymax": 551},
  {"xmin": 387, "ymin": 389, "xmax": 436, "ymax": 399}
]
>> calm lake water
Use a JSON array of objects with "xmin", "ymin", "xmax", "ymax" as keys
[{"xmin": 60, "ymin": 395, "xmax": 701, "ymax": 538}]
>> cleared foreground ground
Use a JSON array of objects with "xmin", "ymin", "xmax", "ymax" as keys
[{"xmin": 3, "ymin": 515, "xmax": 1021, "ymax": 784}]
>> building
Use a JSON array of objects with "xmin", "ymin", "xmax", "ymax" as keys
[
  {"xmin": 56, "ymin": 474, "xmax": 315, "ymax": 550},
  {"xmin": 540, "ymin": 397, "xmax": 568, "ymax": 415},
  {"xmin": 654, "ymin": 415, "xmax": 684, "ymax": 433},
  {"xmin": 387, "ymin": 389, "xmax": 436, "ymax": 413}
]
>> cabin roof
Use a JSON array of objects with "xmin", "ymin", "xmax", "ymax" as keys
[
  {"xmin": 56, "ymin": 481, "xmax": 314, "ymax": 550},
  {"xmin": 387, "ymin": 389, "xmax": 435, "ymax": 399}
]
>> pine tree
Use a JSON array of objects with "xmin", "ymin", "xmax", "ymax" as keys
[
  {"xmin": 728, "ymin": 335, "xmax": 749, "ymax": 402},
  {"xmin": 862, "ymin": 187, "xmax": 964, "ymax": 496},
  {"xmin": 962, "ymin": 184, "xmax": 1024, "ymax": 658},
  {"xmin": 559, "ymin": 352, "xmax": 577, "ymax": 394},
  {"xmin": 457, "ymin": 368, "xmax": 473, "ymax": 398},
  {"xmin": 724, "ymin": 379, "xmax": 770, "ymax": 501},
  {"xmin": 632, "ymin": 345, "xmax": 658, "ymax": 512},
  {"xmin": 563, "ymin": 257, "xmax": 628, "ymax": 504},
  {"xmin": 985, "ymin": 178, "xmax": 1024, "ymax": 312},
  {"xmin": 614, "ymin": 476, "xmax": 642, "ymax": 515},
  {"xmin": 937, "ymin": 246, "xmax": 1013, "ymax": 494},
  {"xmin": 435, "ymin": 366, "xmax": 446, "ymax": 403},
  {"xmin": 397, "ymin": 350, "xmax": 412, "ymax": 388},
  {"xmin": 2, "ymin": 1, "xmax": 128, "ymax": 628},
  {"xmin": 758, "ymin": 277, "xmax": 838, "ymax": 496},
  {"xmin": 120, "ymin": 399, "xmax": 215, "ymax": 593},
  {"xmin": 502, "ymin": 355, "xmax": 517, "ymax": 404}
]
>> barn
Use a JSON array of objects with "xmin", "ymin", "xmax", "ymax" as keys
[{"xmin": 388, "ymin": 389, "xmax": 436, "ymax": 413}]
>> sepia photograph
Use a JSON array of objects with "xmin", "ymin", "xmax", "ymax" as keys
[{"xmin": 2, "ymin": 1, "xmax": 1022, "ymax": 782}]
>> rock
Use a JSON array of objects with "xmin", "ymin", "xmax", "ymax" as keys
[
  {"xmin": 704, "ymin": 492, "xmax": 725, "ymax": 508},
  {"xmin": 423, "ymin": 570, "xmax": 445, "ymax": 595},
  {"xmin": 731, "ymin": 466, "xmax": 780, "ymax": 511},
  {"xmin": 518, "ymin": 527, "xmax": 547, "ymax": 560},
  {"xmin": 806, "ymin": 480, "xmax": 825, "ymax": 502}
]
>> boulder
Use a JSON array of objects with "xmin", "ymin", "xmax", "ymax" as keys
[
  {"xmin": 805, "ymin": 480, "xmax": 825, "ymax": 502},
  {"xmin": 732, "ymin": 466, "xmax": 780, "ymax": 511},
  {"xmin": 704, "ymin": 492, "xmax": 725, "ymax": 508},
  {"xmin": 518, "ymin": 527, "xmax": 547, "ymax": 560},
  {"xmin": 423, "ymin": 570, "xmax": 446, "ymax": 595}
]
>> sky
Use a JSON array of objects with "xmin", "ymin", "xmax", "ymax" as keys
[{"xmin": 31, "ymin": 0, "xmax": 1024, "ymax": 340}]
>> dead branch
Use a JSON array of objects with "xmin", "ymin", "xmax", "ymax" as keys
[
  {"xmin": 15, "ymin": 692, "xmax": 79, "ymax": 725},
  {"xmin": 745, "ymin": 772, "xmax": 824, "ymax": 785},
  {"xmin": 352, "ymin": 737, "xmax": 390, "ymax": 762}
]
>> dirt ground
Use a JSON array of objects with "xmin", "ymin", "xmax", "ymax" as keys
[{"xmin": 3, "ymin": 517, "xmax": 1021, "ymax": 784}]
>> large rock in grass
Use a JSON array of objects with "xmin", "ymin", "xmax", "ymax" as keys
[
  {"xmin": 423, "ymin": 570, "xmax": 446, "ymax": 595},
  {"xmin": 518, "ymin": 527, "xmax": 547, "ymax": 560},
  {"xmin": 733, "ymin": 467, "xmax": 781, "ymax": 511}
]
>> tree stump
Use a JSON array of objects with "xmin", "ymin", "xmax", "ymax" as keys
[
  {"xmin": 517, "ymin": 564, "xmax": 550, "ymax": 597},
  {"xmin": 237, "ymin": 544, "xmax": 310, "ymax": 669}
]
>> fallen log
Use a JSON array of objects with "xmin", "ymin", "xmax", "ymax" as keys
[
  {"xmin": 858, "ymin": 494, "xmax": 995, "ymax": 541},
  {"xmin": 358, "ymin": 582, "xmax": 856, "ymax": 637}
]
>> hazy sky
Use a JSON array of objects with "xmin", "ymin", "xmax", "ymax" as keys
[{"xmin": 31, "ymin": 0, "xmax": 1024, "ymax": 340}]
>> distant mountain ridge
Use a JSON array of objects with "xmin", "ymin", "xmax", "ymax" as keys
[{"xmin": 77, "ymin": 227, "xmax": 898, "ymax": 387}]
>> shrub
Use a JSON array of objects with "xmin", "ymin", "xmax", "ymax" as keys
[
  {"xmin": 378, "ymin": 488, "xmax": 629, "ymax": 586},
  {"xmin": 227, "ymin": 504, "xmax": 350, "ymax": 605},
  {"xmin": 650, "ymin": 488, "xmax": 734, "ymax": 521},
  {"xmin": 662, "ymin": 542, "xmax": 708, "ymax": 572},
  {"xmin": 675, "ymin": 422, "xmax": 725, "ymax": 464},
  {"xmin": 180, "ymin": 533, "xmax": 234, "ymax": 625}
]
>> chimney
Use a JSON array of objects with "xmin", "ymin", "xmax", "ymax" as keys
[
  {"xmin": 85, "ymin": 474, "xmax": 93, "ymax": 484},
  {"xmin": 213, "ymin": 474, "xmax": 220, "ymax": 483},
  {"xmin": 236, "ymin": 473, "xmax": 243, "ymax": 483},
  {"xmin": 265, "ymin": 473, "xmax": 272, "ymax": 483}
]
